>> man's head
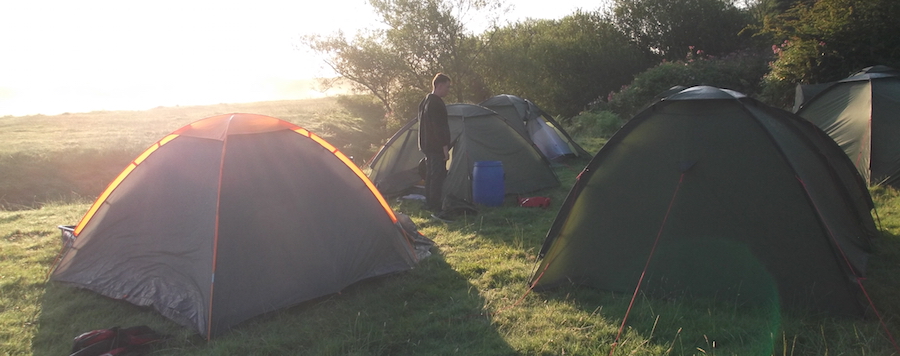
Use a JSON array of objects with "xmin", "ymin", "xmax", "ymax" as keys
[{"xmin": 432, "ymin": 73, "xmax": 451, "ymax": 97}]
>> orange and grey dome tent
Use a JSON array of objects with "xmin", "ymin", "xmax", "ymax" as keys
[{"xmin": 52, "ymin": 113, "xmax": 422, "ymax": 338}]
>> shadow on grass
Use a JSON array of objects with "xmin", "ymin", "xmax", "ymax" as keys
[
  {"xmin": 528, "ymin": 227, "xmax": 900, "ymax": 356},
  {"xmin": 532, "ymin": 284, "xmax": 786, "ymax": 355},
  {"xmin": 862, "ymin": 229, "xmax": 900, "ymax": 332},
  {"xmin": 398, "ymin": 161, "xmax": 588, "ymax": 253},
  {"xmin": 447, "ymin": 156, "xmax": 591, "ymax": 250},
  {"xmin": 33, "ymin": 248, "xmax": 516, "ymax": 355}
]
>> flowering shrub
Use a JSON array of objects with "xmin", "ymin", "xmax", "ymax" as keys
[{"xmin": 758, "ymin": 0, "xmax": 900, "ymax": 108}]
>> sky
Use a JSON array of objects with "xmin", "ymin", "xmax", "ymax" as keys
[{"xmin": 0, "ymin": 0, "xmax": 609, "ymax": 117}]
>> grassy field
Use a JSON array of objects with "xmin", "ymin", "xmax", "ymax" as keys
[
  {"xmin": 2, "ymin": 99, "xmax": 900, "ymax": 355},
  {"xmin": 0, "ymin": 98, "xmax": 351, "ymax": 211}
]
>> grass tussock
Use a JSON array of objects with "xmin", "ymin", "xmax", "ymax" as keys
[{"xmin": 1, "ymin": 100, "xmax": 899, "ymax": 355}]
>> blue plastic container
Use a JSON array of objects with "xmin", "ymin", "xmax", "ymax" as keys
[{"xmin": 472, "ymin": 161, "xmax": 505, "ymax": 206}]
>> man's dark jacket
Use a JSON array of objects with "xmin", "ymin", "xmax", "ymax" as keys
[{"xmin": 417, "ymin": 93, "xmax": 450, "ymax": 155}]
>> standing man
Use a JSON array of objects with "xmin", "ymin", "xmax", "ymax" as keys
[{"xmin": 418, "ymin": 73, "xmax": 452, "ymax": 217}]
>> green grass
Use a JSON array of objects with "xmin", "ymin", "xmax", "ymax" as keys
[{"xmin": 2, "ymin": 100, "xmax": 900, "ymax": 355}]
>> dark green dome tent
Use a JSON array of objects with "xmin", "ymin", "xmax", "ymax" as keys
[
  {"xmin": 479, "ymin": 94, "xmax": 590, "ymax": 160},
  {"xmin": 52, "ymin": 113, "xmax": 423, "ymax": 339},
  {"xmin": 792, "ymin": 82, "xmax": 834, "ymax": 113},
  {"xmin": 795, "ymin": 65, "xmax": 900, "ymax": 186},
  {"xmin": 532, "ymin": 86, "xmax": 877, "ymax": 316},
  {"xmin": 364, "ymin": 104, "xmax": 559, "ymax": 203}
]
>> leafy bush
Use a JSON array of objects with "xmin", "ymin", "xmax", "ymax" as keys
[
  {"xmin": 761, "ymin": 0, "xmax": 900, "ymax": 85},
  {"xmin": 567, "ymin": 110, "xmax": 624, "ymax": 138},
  {"xmin": 336, "ymin": 94, "xmax": 391, "ymax": 134},
  {"xmin": 597, "ymin": 48, "xmax": 771, "ymax": 118},
  {"xmin": 481, "ymin": 12, "xmax": 653, "ymax": 118},
  {"xmin": 757, "ymin": 0, "xmax": 900, "ymax": 109},
  {"xmin": 321, "ymin": 95, "xmax": 391, "ymax": 164},
  {"xmin": 758, "ymin": 73, "xmax": 798, "ymax": 111}
]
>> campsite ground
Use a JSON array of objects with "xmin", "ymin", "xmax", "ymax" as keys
[{"xmin": 2, "ymin": 98, "xmax": 899, "ymax": 355}]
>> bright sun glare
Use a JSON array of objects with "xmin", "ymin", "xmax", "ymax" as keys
[{"xmin": 1, "ymin": 0, "xmax": 606, "ymax": 116}]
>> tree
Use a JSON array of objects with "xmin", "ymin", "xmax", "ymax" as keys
[
  {"xmin": 480, "ymin": 12, "xmax": 653, "ymax": 117},
  {"xmin": 762, "ymin": 0, "xmax": 900, "ymax": 84},
  {"xmin": 305, "ymin": 34, "xmax": 408, "ymax": 126},
  {"xmin": 302, "ymin": 0, "xmax": 502, "ymax": 128},
  {"xmin": 610, "ymin": 0, "xmax": 754, "ymax": 60},
  {"xmin": 755, "ymin": 0, "xmax": 900, "ymax": 107}
]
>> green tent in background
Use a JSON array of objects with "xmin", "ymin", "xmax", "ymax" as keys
[
  {"xmin": 479, "ymin": 94, "xmax": 590, "ymax": 160},
  {"xmin": 792, "ymin": 82, "xmax": 834, "ymax": 113},
  {"xmin": 795, "ymin": 65, "xmax": 900, "ymax": 186},
  {"xmin": 532, "ymin": 86, "xmax": 876, "ymax": 317},
  {"xmin": 364, "ymin": 104, "xmax": 559, "ymax": 203}
]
